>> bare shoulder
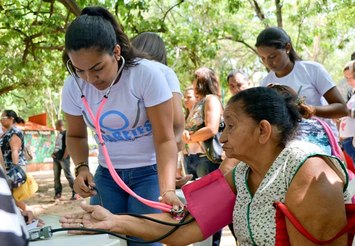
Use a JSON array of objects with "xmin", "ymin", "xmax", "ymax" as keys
[
  {"xmin": 285, "ymin": 156, "xmax": 348, "ymax": 245},
  {"xmin": 293, "ymin": 156, "xmax": 345, "ymax": 186}
]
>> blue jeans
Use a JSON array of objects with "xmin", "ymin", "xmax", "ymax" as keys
[
  {"xmin": 343, "ymin": 137, "xmax": 355, "ymax": 167},
  {"xmin": 184, "ymin": 154, "xmax": 220, "ymax": 180},
  {"xmin": 53, "ymin": 157, "xmax": 74, "ymax": 195},
  {"xmin": 91, "ymin": 164, "xmax": 161, "ymax": 246}
]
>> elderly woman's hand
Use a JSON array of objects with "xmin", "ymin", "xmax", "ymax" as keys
[{"xmin": 60, "ymin": 202, "xmax": 115, "ymax": 234}]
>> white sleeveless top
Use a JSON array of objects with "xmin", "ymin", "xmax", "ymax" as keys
[{"xmin": 232, "ymin": 140, "xmax": 350, "ymax": 245}]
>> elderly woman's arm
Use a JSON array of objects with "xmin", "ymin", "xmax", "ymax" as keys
[
  {"xmin": 60, "ymin": 203, "xmax": 204, "ymax": 246},
  {"xmin": 61, "ymin": 170, "xmax": 237, "ymax": 245},
  {"xmin": 285, "ymin": 156, "xmax": 347, "ymax": 245}
]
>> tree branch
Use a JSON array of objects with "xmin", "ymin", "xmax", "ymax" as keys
[
  {"xmin": 162, "ymin": 0, "xmax": 185, "ymax": 23},
  {"xmin": 12, "ymin": 93, "xmax": 28, "ymax": 107},
  {"xmin": 248, "ymin": 0, "xmax": 267, "ymax": 26},
  {"xmin": 221, "ymin": 36, "xmax": 258, "ymax": 55},
  {"xmin": 0, "ymin": 84, "xmax": 18, "ymax": 96},
  {"xmin": 57, "ymin": 0, "xmax": 81, "ymax": 16}
]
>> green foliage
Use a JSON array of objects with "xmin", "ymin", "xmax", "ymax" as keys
[
  {"xmin": 0, "ymin": 1, "xmax": 70, "ymax": 121},
  {"xmin": 227, "ymin": 0, "xmax": 243, "ymax": 13},
  {"xmin": 0, "ymin": 0, "xmax": 354, "ymax": 119}
]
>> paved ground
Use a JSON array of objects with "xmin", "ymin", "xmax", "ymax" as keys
[{"xmin": 26, "ymin": 158, "xmax": 236, "ymax": 245}]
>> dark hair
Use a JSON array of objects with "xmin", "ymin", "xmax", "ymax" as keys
[
  {"xmin": 55, "ymin": 119, "xmax": 64, "ymax": 126},
  {"xmin": 3, "ymin": 110, "xmax": 25, "ymax": 124},
  {"xmin": 255, "ymin": 27, "xmax": 301, "ymax": 63},
  {"xmin": 194, "ymin": 67, "xmax": 221, "ymax": 97},
  {"xmin": 227, "ymin": 87, "xmax": 301, "ymax": 147},
  {"xmin": 351, "ymin": 52, "xmax": 355, "ymax": 61},
  {"xmin": 65, "ymin": 6, "xmax": 142, "ymax": 67},
  {"xmin": 267, "ymin": 84, "xmax": 311, "ymax": 118},
  {"xmin": 226, "ymin": 69, "xmax": 249, "ymax": 82},
  {"xmin": 131, "ymin": 32, "xmax": 168, "ymax": 65}
]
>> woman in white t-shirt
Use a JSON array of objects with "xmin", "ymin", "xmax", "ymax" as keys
[
  {"xmin": 256, "ymin": 27, "xmax": 347, "ymax": 130},
  {"xmin": 340, "ymin": 60, "xmax": 355, "ymax": 164},
  {"xmin": 131, "ymin": 32, "xmax": 192, "ymax": 188},
  {"xmin": 62, "ymin": 7, "xmax": 182, "ymax": 246}
]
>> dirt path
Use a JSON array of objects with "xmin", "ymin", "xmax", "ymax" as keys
[
  {"xmin": 25, "ymin": 169, "xmax": 236, "ymax": 245},
  {"xmin": 26, "ymin": 170, "xmax": 86, "ymax": 217}
]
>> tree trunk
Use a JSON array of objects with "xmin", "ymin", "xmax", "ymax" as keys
[{"xmin": 275, "ymin": 0, "xmax": 283, "ymax": 28}]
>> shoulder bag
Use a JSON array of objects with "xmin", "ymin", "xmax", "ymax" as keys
[
  {"xmin": 201, "ymin": 121, "xmax": 225, "ymax": 163},
  {"xmin": 6, "ymin": 164, "xmax": 27, "ymax": 188},
  {"xmin": 13, "ymin": 173, "xmax": 38, "ymax": 201},
  {"xmin": 200, "ymin": 98, "xmax": 225, "ymax": 163}
]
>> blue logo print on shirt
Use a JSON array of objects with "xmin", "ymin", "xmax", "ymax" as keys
[{"xmin": 84, "ymin": 110, "xmax": 152, "ymax": 142}]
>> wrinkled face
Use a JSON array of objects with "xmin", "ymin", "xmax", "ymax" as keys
[
  {"xmin": 257, "ymin": 45, "xmax": 290, "ymax": 73},
  {"xmin": 220, "ymin": 102, "xmax": 258, "ymax": 160},
  {"xmin": 183, "ymin": 89, "xmax": 196, "ymax": 110},
  {"xmin": 344, "ymin": 69, "xmax": 355, "ymax": 88},
  {"xmin": 228, "ymin": 73, "xmax": 249, "ymax": 95},
  {"xmin": 68, "ymin": 46, "xmax": 120, "ymax": 90}
]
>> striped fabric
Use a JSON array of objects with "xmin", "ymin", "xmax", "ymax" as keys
[{"xmin": 0, "ymin": 166, "xmax": 28, "ymax": 246}]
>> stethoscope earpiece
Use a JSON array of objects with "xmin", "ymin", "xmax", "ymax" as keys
[{"xmin": 67, "ymin": 56, "xmax": 125, "ymax": 98}]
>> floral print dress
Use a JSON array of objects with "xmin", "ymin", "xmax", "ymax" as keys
[
  {"xmin": 0, "ymin": 127, "xmax": 26, "ymax": 169},
  {"xmin": 232, "ymin": 140, "xmax": 350, "ymax": 245}
]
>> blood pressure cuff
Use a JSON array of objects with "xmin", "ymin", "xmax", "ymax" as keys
[{"xmin": 182, "ymin": 169, "xmax": 236, "ymax": 239}]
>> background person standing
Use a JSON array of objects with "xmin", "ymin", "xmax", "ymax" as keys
[
  {"xmin": 226, "ymin": 69, "xmax": 251, "ymax": 96},
  {"xmin": 62, "ymin": 9, "xmax": 181, "ymax": 246},
  {"xmin": 52, "ymin": 120, "xmax": 76, "ymax": 200},
  {"xmin": 0, "ymin": 109, "xmax": 29, "ymax": 211},
  {"xmin": 256, "ymin": 27, "xmax": 347, "ymax": 136}
]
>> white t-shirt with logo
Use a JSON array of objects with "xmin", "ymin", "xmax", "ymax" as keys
[
  {"xmin": 260, "ymin": 60, "xmax": 338, "ymax": 135},
  {"xmin": 260, "ymin": 60, "xmax": 335, "ymax": 106},
  {"xmin": 62, "ymin": 59, "xmax": 172, "ymax": 169}
]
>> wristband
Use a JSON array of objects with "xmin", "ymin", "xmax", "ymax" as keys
[
  {"xmin": 351, "ymin": 108, "xmax": 355, "ymax": 118},
  {"xmin": 74, "ymin": 162, "xmax": 89, "ymax": 177}
]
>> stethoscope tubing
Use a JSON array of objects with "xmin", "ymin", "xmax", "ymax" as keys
[{"xmin": 66, "ymin": 57, "xmax": 172, "ymax": 212}]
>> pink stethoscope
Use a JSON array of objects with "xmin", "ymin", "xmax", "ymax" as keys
[{"xmin": 66, "ymin": 57, "xmax": 173, "ymax": 213}]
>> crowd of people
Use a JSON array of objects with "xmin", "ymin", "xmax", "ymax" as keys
[{"xmin": 1, "ymin": 5, "xmax": 355, "ymax": 246}]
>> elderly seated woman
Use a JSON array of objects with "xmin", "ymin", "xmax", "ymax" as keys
[{"xmin": 61, "ymin": 87, "xmax": 350, "ymax": 246}]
